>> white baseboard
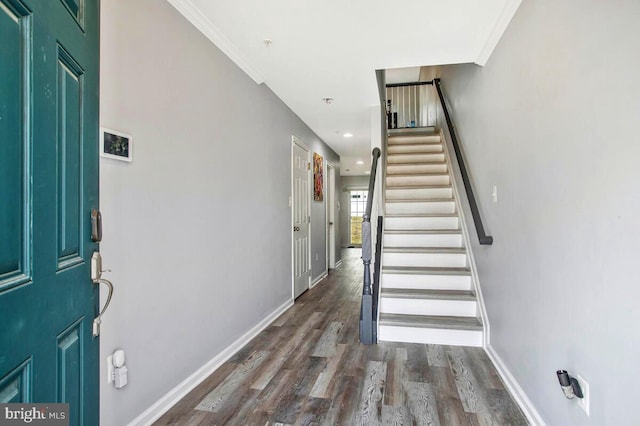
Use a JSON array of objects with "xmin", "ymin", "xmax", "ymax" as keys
[
  {"xmin": 127, "ymin": 299, "xmax": 294, "ymax": 426},
  {"xmin": 485, "ymin": 345, "xmax": 546, "ymax": 426},
  {"xmin": 334, "ymin": 259, "xmax": 343, "ymax": 269},
  {"xmin": 310, "ymin": 271, "xmax": 328, "ymax": 288}
]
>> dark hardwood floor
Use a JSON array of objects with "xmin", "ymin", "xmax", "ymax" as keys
[{"xmin": 154, "ymin": 249, "xmax": 528, "ymax": 425}]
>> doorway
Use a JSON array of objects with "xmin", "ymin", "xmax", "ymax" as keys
[
  {"xmin": 350, "ymin": 189, "xmax": 369, "ymax": 246},
  {"xmin": 291, "ymin": 136, "xmax": 311, "ymax": 299},
  {"xmin": 326, "ymin": 164, "xmax": 336, "ymax": 269}
]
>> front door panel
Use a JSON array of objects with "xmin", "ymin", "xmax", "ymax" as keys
[{"xmin": 0, "ymin": 0, "xmax": 100, "ymax": 423}]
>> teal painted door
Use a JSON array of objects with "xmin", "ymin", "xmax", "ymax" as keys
[{"xmin": 0, "ymin": 0, "xmax": 100, "ymax": 424}]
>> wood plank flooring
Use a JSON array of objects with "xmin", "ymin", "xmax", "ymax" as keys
[{"xmin": 154, "ymin": 249, "xmax": 528, "ymax": 426}]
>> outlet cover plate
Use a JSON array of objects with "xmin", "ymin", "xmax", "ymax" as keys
[{"xmin": 576, "ymin": 374, "xmax": 589, "ymax": 416}]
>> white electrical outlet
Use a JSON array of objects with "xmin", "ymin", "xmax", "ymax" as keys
[
  {"xmin": 106, "ymin": 355, "xmax": 114, "ymax": 384},
  {"xmin": 576, "ymin": 374, "xmax": 590, "ymax": 416}
]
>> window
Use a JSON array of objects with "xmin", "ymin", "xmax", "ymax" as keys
[{"xmin": 350, "ymin": 190, "xmax": 368, "ymax": 245}]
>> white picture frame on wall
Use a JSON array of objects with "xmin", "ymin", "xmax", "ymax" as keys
[{"xmin": 100, "ymin": 128, "xmax": 133, "ymax": 162}]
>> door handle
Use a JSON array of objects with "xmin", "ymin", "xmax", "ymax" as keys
[{"xmin": 91, "ymin": 251, "xmax": 114, "ymax": 337}]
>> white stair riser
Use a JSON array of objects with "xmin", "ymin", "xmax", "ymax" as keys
[
  {"xmin": 385, "ymin": 201, "xmax": 456, "ymax": 215},
  {"xmin": 379, "ymin": 325, "xmax": 482, "ymax": 347},
  {"xmin": 382, "ymin": 273, "xmax": 472, "ymax": 291},
  {"xmin": 387, "ymin": 164, "xmax": 448, "ymax": 175},
  {"xmin": 386, "ymin": 187, "xmax": 453, "ymax": 200},
  {"xmin": 383, "ymin": 233, "xmax": 463, "ymax": 248},
  {"xmin": 380, "ymin": 297, "xmax": 477, "ymax": 317},
  {"xmin": 382, "ymin": 252, "xmax": 467, "ymax": 268},
  {"xmin": 385, "ymin": 216, "xmax": 459, "ymax": 230},
  {"xmin": 389, "ymin": 135, "xmax": 441, "ymax": 144},
  {"xmin": 386, "ymin": 175, "xmax": 450, "ymax": 187},
  {"xmin": 388, "ymin": 153, "xmax": 445, "ymax": 163},
  {"xmin": 388, "ymin": 144, "xmax": 443, "ymax": 154}
]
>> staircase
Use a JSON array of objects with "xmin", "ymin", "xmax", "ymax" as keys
[{"xmin": 378, "ymin": 130, "xmax": 484, "ymax": 347}]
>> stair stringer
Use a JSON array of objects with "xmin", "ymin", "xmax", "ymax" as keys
[
  {"xmin": 374, "ymin": 132, "xmax": 389, "ymax": 343},
  {"xmin": 438, "ymin": 128, "xmax": 490, "ymax": 347}
]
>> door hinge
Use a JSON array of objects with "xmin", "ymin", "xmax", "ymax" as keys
[{"xmin": 307, "ymin": 162, "xmax": 311, "ymax": 170}]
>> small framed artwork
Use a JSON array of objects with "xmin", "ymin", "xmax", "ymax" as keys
[
  {"xmin": 313, "ymin": 152, "xmax": 323, "ymax": 201},
  {"xmin": 100, "ymin": 128, "xmax": 132, "ymax": 162}
]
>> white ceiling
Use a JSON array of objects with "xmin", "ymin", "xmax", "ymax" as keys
[{"xmin": 168, "ymin": 0, "xmax": 521, "ymax": 175}]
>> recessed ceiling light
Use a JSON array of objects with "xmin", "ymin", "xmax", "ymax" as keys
[
  {"xmin": 343, "ymin": 133, "xmax": 353, "ymax": 138},
  {"xmin": 365, "ymin": 171, "xmax": 371, "ymax": 174},
  {"xmin": 356, "ymin": 160, "xmax": 364, "ymax": 165}
]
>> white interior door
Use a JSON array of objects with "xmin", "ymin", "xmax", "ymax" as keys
[
  {"xmin": 292, "ymin": 138, "xmax": 310, "ymax": 298},
  {"xmin": 327, "ymin": 164, "xmax": 336, "ymax": 268}
]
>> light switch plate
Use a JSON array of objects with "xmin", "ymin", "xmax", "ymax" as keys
[{"xmin": 576, "ymin": 374, "xmax": 589, "ymax": 416}]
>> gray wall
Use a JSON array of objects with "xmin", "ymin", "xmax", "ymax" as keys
[
  {"xmin": 99, "ymin": 0, "xmax": 339, "ymax": 424},
  {"xmin": 434, "ymin": 0, "xmax": 640, "ymax": 424},
  {"xmin": 339, "ymin": 176, "xmax": 370, "ymax": 247}
]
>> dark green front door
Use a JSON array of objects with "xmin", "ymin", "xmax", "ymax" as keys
[{"xmin": 0, "ymin": 0, "xmax": 100, "ymax": 424}]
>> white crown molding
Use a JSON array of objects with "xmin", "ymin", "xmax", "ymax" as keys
[
  {"xmin": 166, "ymin": 0, "xmax": 265, "ymax": 84},
  {"xmin": 475, "ymin": 0, "xmax": 523, "ymax": 66}
]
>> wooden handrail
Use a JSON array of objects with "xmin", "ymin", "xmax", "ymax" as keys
[
  {"xmin": 434, "ymin": 78, "xmax": 493, "ymax": 245},
  {"xmin": 386, "ymin": 81, "xmax": 434, "ymax": 88}
]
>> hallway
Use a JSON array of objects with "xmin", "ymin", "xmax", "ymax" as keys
[{"xmin": 154, "ymin": 249, "xmax": 527, "ymax": 425}]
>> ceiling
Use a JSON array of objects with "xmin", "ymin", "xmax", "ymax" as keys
[{"xmin": 167, "ymin": 0, "xmax": 521, "ymax": 175}]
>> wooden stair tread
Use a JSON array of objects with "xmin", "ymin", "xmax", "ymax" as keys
[
  {"xmin": 379, "ymin": 313, "xmax": 483, "ymax": 330},
  {"xmin": 386, "ymin": 172, "xmax": 449, "ymax": 177},
  {"xmin": 385, "ymin": 198, "xmax": 455, "ymax": 203},
  {"xmin": 387, "ymin": 155, "xmax": 446, "ymax": 158},
  {"xmin": 384, "ymin": 247, "xmax": 466, "ymax": 254},
  {"xmin": 386, "ymin": 212, "xmax": 458, "ymax": 218},
  {"xmin": 387, "ymin": 160, "xmax": 447, "ymax": 166},
  {"xmin": 382, "ymin": 266, "xmax": 471, "ymax": 275},
  {"xmin": 387, "ymin": 149, "xmax": 444, "ymax": 154},
  {"xmin": 384, "ymin": 229, "xmax": 462, "ymax": 235},
  {"xmin": 386, "ymin": 184, "xmax": 452, "ymax": 189},
  {"xmin": 381, "ymin": 288, "xmax": 475, "ymax": 300},
  {"xmin": 388, "ymin": 140, "xmax": 442, "ymax": 146}
]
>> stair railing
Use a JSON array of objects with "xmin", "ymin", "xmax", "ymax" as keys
[
  {"xmin": 434, "ymin": 78, "xmax": 493, "ymax": 245},
  {"xmin": 359, "ymin": 147, "xmax": 381, "ymax": 345},
  {"xmin": 386, "ymin": 81, "xmax": 437, "ymax": 129}
]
